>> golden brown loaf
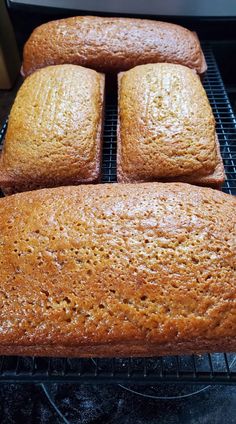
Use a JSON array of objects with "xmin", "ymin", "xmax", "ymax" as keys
[
  {"xmin": 0, "ymin": 65, "xmax": 104, "ymax": 194},
  {"xmin": 0, "ymin": 182, "xmax": 235, "ymax": 358},
  {"xmin": 117, "ymin": 63, "xmax": 225, "ymax": 188},
  {"xmin": 22, "ymin": 16, "xmax": 207, "ymax": 77}
]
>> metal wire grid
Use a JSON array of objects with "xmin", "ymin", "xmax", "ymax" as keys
[
  {"xmin": 0, "ymin": 44, "xmax": 235, "ymax": 384},
  {"xmin": 101, "ymin": 102, "xmax": 117, "ymax": 183},
  {"xmin": 0, "ymin": 353, "xmax": 235, "ymax": 384},
  {"xmin": 202, "ymin": 45, "xmax": 236, "ymax": 195},
  {"xmin": 101, "ymin": 45, "xmax": 236, "ymax": 194}
]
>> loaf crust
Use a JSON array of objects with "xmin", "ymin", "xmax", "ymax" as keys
[
  {"xmin": 117, "ymin": 64, "xmax": 225, "ymax": 187},
  {"xmin": 0, "ymin": 183, "xmax": 235, "ymax": 357},
  {"xmin": 0, "ymin": 65, "xmax": 105, "ymax": 194},
  {"xmin": 22, "ymin": 16, "xmax": 207, "ymax": 76}
]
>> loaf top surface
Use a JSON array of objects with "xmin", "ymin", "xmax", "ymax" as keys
[
  {"xmin": 0, "ymin": 64, "xmax": 104, "ymax": 192},
  {"xmin": 118, "ymin": 63, "xmax": 217, "ymax": 183},
  {"xmin": 0, "ymin": 183, "xmax": 235, "ymax": 349},
  {"xmin": 22, "ymin": 15, "xmax": 206, "ymax": 76}
]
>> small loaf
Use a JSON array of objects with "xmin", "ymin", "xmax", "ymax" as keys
[
  {"xmin": 0, "ymin": 183, "xmax": 235, "ymax": 358},
  {"xmin": 117, "ymin": 63, "xmax": 225, "ymax": 188},
  {"xmin": 0, "ymin": 65, "xmax": 104, "ymax": 194},
  {"xmin": 22, "ymin": 16, "xmax": 207, "ymax": 76}
]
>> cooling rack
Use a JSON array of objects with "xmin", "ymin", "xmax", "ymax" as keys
[
  {"xmin": 102, "ymin": 45, "xmax": 236, "ymax": 196},
  {"xmin": 0, "ymin": 44, "xmax": 235, "ymax": 384}
]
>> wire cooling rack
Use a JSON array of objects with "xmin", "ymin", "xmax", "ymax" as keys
[
  {"xmin": 101, "ymin": 44, "xmax": 236, "ymax": 195},
  {"xmin": 0, "ymin": 44, "xmax": 235, "ymax": 384},
  {"xmin": 202, "ymin": 45, "xmax": 236, "ymax": 195}
]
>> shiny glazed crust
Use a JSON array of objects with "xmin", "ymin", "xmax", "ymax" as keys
[
  {"xmin": 0, "ymin": 183, "xmax": 235, "ymax": 357},
  {"xmin": 0, "ymin": 65, "xmax": 105, "ymax": 194},
  {"xmin": 117, "ymin": 64, "xmax": 225, "ymax": 187},
  {"xmin": 22, "ymin": 16, "xmax": 207, "ymax": 76}
]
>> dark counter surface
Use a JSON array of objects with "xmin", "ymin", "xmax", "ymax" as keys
[
  {"xmin": 0, "ymin": 383, "xmax": 236, "ymax": 424},
  {"xmin": 0, "ymin": 76, "xmax": 22, "ymax": 125}
]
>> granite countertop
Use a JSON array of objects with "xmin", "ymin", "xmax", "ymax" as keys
[{"xmin": 0, "ymin": 382, "xmax": 236, "ymax": 423}]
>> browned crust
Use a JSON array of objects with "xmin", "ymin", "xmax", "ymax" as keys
[
  {"xmin": 117, "ymin": 73, "xmax": 225, "ymax": 188},
  {"xmin": 0, "ymin": 183, "xmax": 235, "ymax": 358},
  {"xmin": 168, "ymin": 135, "xmax": 225, "ymax": 188},
  {"xmin": 192, "ymin": 32, "xmax": 207, "ymax": 75},
  {"xmin": 0, "ymin": 71, "xmax": 105, "ymax": 195},
  {"xmin": 0, "ymin": 338, "xmax": 235, "ymax": 358},
  {"xmin": 22, "ymin": 16, "xmax": 206, "ymax": 76},
  {"xmin": 91, "ymin": 72, "xmax": 105, "ymax": 184}
]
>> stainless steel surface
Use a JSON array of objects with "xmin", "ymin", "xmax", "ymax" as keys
[{"xmin": 6, "ymin": 0, "xmax": 236, "ymax": 17}]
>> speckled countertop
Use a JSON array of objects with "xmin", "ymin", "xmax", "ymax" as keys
[{"xmin": 0, "ymin": 383, "xmax": 236, "ymax": 423}]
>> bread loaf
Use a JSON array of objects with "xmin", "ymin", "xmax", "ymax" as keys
[
  {"xmin": 117, "ymin": 63, "xmax": 225, "ymax": 188},
  {"xmin": 0, "ymin": 65, "xmax": 104, "ymax": 194},
  {"xmin": 0, "ymin": 183, "xmax": 235, "ymax": 357},
  {"xmin": 22, "ymin": 16, "xmax": 207, "ymax": 76}
]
